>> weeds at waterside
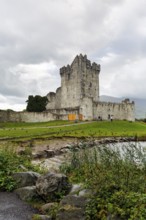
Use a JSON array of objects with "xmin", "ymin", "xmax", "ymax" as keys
[
  {"xmin": 61, "ymin": 142, "xmax": 146, "ymax": 219},
  {"xmin": 0, "ymin": 146, "xmax": 41, "ymax": 191}
]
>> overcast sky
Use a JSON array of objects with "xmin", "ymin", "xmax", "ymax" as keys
[{"xmin": 0, "ymin": 0, "xmax": 146, "ymax": 111}]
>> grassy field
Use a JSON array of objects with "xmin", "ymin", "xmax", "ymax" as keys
[
  {"xmin": 0, "ymin": 120, "xmax": 146, "ymax": 140},
  {"xmin": 0, "ymin": 120, "xmax": 73, "ymax": 128}
]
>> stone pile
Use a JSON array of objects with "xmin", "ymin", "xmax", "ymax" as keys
[
  {"xmin": 13, "ymin": 171, "xmax": 72, "ymax": 220},
  {"xmin": 13, "ymin": 171, "xmax": 92, "ymax": 220}
]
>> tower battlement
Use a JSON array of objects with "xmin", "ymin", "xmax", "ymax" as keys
[
  {"xmin": 60, "ymin": 65, "xmax": 71, "ymax": 76},
  {"xmin": 73, "ymin": 54, "xmax": 100, "ymax": 71},
  {"xmin": 59, "ymin": 54, "xmax": 100, "ymax": 106},
  {"xmin": 60, "ymin": 54, "xmax": 100, "ymax": 77}
]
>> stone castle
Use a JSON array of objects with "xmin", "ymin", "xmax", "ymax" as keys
[
  {"xmin": 46, "ymin": 54, "xmax": 135, "ymax": 121},
  {"xmin": 0, "ymin": 54, "xmax": 135, "ymax": 122}
]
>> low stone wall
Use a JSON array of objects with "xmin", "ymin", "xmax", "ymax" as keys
[
  {"xmin": 0, "ymin": 109, "xmax": 79, "ymax": 123},
  {"xmin": 0, "ymin": 110, "xmax": 55, "ymax": 122},
  {"xmin": 20, "ymin": 111, "xmax": 56, "ymax": 122},
  {"xmin": 0, "ymin": 110, "xmax": 21, "ymax": 122}
]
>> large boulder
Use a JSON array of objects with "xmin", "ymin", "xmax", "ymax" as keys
[
  {"xmin": 12, "ymin": 171, "xmax": 40, "ymax": 188},
  {"xmin": 56, "ymin": 184, "xmax": 92, "ymax": 220},
  {"xmin": 15, "ymin": 186, "xmax": 39, "ymax": 201},
  {"xmin": 41, "ymin": 202, "xmax": 57, "ymax": 213},
  {"xmin": 57, "ymin": 195, "xmax": 88, "ymax": 220},
  {"xmin": 36, "ymin": 173, "xmax": 72, "ymax": 202}
]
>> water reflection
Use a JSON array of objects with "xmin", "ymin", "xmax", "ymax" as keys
[
  {"xmin": 105, "ymin": 141, "xmax": 146, "ymax": 153},
  {"xmin": 98, "ymin": 141, "xmax": 146, "ymax": 165}
]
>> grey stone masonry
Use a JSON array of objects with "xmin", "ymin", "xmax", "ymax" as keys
[{"xmin": 46, "ymin": 54, "xmax": 100, "ymax": 110}]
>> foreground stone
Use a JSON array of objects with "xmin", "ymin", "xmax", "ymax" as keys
[
  {"xmin": 56, "ymin": 183, "xmax": 92, "ymax": 220},
  {"xmin": 12, "ymin": 171, "xmax": 40, "ymax": 188},
  {"xmin": 57, "ymin": 195, "xmax": 88, "ymax": 220},
  {"xmin": 41, "ymin": 202, "xmax": 57, "ymax": 213},
  {"xmin": 36, "ymin": 172, "xmax": 72, "ymax": 202},
  {"xmin": 15, "ymin": 186, "xmax": 40, "ymax": 201}
]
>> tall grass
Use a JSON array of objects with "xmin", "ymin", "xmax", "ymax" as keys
[
  {"xmin": 61, "ymin": 142, "xmax": 146, "ymax": 219},
  {"xmin": 0, "ymin": 146, "xmax": 40, "ymax": 191}
]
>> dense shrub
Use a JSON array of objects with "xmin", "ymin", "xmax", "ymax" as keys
[
  {"xmin": 61, "ymin": 142, "xmax": 146, "ymax": 219},
  {"xmin": 0, "ymin": 146, "xmax": 39, "ymax": 191}
]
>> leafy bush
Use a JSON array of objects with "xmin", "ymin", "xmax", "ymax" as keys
[
  {"xmin": 0, "ymin": 146, "xmax": 40, "ymax": 191},
  {"xmin": 61, "ymin": 142, "xmax": 146, "ymax": 219}
]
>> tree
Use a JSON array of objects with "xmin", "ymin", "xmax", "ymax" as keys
[{"xmin": 26, "ymin": 95, "xmax": 48, "ymax": 112}]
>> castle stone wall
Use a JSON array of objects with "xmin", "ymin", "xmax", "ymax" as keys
[
  {"xmin": 0, "ymin": 108, "xmax": 80, "ymax": 123},
  {"xmin": 46, "ymin": 54, "xmax": 100, "ymax": 110},
  {"xmin": 60, "ymin": 59, "xmax": 81, "ymax": 108},
  {"xmin": 46, "ymin": 87, "xmax": 62, "ymax": 109},
  {"xmin": 0, "ymin": 110, "xmax": 21, "ymax": 122},
  {"xmin": 93, "ymin": 101, "xmax": 135, "ymax": 121},
  {"xmin": 46, "ymin": 92, "xmax": 56, "ymax": 109},
  {"xmin": 47, "ymin": 107, "xmax": 79, "ymax": 120},
  {"xmin": 55, "ymin": 87, "xmax": 62, "ymax": 109},
  {"xmin": 20, "ymin": 111, "xmax": 55, "ymax": 122},
  {"xmin": 80, "ymin": 97, "xmax": 93, "ymax": 120},
  {"xmin": 0, "ymin": 110, "xmax": 55, "ymax": 123}
]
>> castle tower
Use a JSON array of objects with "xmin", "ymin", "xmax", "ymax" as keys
[
  {"xmin": 46, "ymin": 54, "xmax": 135, "ymax": 122},
  {"xmin": 60, "ymin": 54, "xmax": 100, "ymax": 108}
]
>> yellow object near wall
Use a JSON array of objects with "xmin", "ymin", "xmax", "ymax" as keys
[
  {"xmin": 68, "ymin": 114, "xmax": 83, "ymax": 121},
  {"xmin": 68, "ymin": 114, "xmax": 76, "ymax": 121}
]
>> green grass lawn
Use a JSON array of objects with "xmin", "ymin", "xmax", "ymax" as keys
[
  {"xmin": 0, "ymin": 120, "xmax": 73, "ymax": 128},
  {"xmin": 0, "ymin": 120, "xmax": 146, "ymax": 140}
]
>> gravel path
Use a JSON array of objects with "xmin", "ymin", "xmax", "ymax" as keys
[{"xmin": 0, "ymin": 192, "xmax": 38, "ymax": 220}]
